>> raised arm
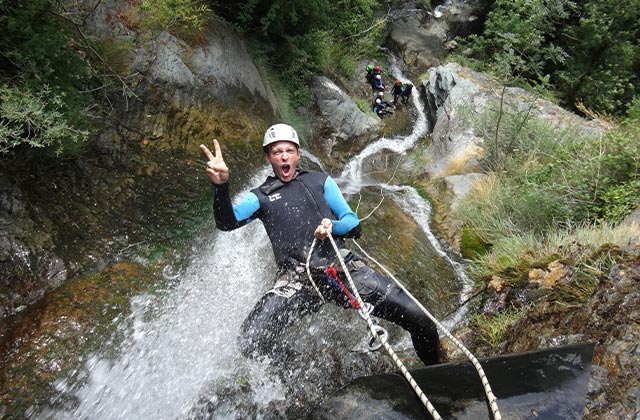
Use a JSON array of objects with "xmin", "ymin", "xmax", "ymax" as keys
[{"xmin": 200, "ymin": 139, "xmax": 257, "ymax": 231}]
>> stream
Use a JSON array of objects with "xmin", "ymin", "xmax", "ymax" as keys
[{"xmin": 42, "ymin": 67, "xmax": 473, "ymax": 419}]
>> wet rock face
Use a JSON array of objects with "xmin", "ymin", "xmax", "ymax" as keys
[
  {"xmin": 308, "ymin": 76, "xmax": 378, "ymax": 162},
  {"xmin": 493, "ymin": 250, "xmax": 640, "ymax": 419},
  {"xmin": 0, "ymin": 177, "xmax": 67, "ymax": 318}
]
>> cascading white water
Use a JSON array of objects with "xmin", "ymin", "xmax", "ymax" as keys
[
  {"xmin": 51, "ymin": 64, "xmax": 471, "ymax": 419},
  {"xmin": 339, "ymin": 67, "xmax": 428, "ymax": 195},
  {"xmin": 52, "ymin": 167, "xmax": 288, "ymax": 419},
  {"xmin": 381, "ymin": 185, "xmax": 474, "ymax": 328}
]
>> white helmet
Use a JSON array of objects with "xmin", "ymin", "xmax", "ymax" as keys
[
  {"xmin": 262, "ymin": 123, "xmax": 300, "ymax": 149},
  {"xmin": 378, "ymin": 91, "xmax": 384, "ymax": 96},
  {"xmin": 375, "ymin": 74, "xmax": 382, "ymax": 80}
]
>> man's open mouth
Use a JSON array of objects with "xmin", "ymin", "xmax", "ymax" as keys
[{"xmin": 281, "ymin": 164, "xmax": 291, "ymax": 176}]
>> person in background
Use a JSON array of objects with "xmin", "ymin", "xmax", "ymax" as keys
[
  {"xmin": 372, "ymin": 91, "xmax": 392, "ymax": 119},
  {"xmin": 365, "ymin": 64, "xmax": 382, "ymax": 85},
  {"xmin": 371, "ymin": 74, "xmax": 385, "ymax": 92},
  {"xmin": 391, "ymin": 79, "xmax": 403, "ymax": 105},
  {"xmin": 199, "ymin": 123, "xmax": 440, "ymax": 365},
  {"xmin": 365, "ymin": 64, "xmax": 376, "ymax": 84},
  {"xmin": 401, "ymin": 81, "xmax": 414, "ymax": 103}
]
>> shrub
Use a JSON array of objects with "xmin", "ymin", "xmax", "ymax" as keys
[
  {"xmin": 0, "ymin": 85, "xmax": 87, "ymax": 154},
  {"xmin": 600, "ymin": 180, "xmax": 640, "ymax": 223},
  {"xmin": 139, "ymin": 0, "xmax": 211, "ymax": 34},
  {"xmin": 465, "ymin": 98, "xmax": 640, "ymax": 235},
  {"xmin": 459, "ymin": 0, "xmax": 639, "ymax": 116}
]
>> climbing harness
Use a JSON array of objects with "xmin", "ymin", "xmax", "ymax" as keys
[{"xmin": 305, "ymin": 233, "xmax": 503, "ymax": 420}]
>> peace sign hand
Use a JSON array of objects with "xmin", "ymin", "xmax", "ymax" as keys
[{"xmin": 200, "ymin": 139, "xmax": 229, "ymax": 185}]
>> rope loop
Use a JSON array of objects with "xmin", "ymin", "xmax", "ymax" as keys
[
  {"xmin": 305, "ymin": 232, "xmax": 503, "ymax": 420},
  {"xmin": 350, "ymin": 238, "xmax": 503, "ymax": 420},
  {"xmin": 367, "ymin": 324, "xmax": 388, "ymax": 352}
]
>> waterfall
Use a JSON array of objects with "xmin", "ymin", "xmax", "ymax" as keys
[
  {"xmin": 51, "ymin": 66, "xmax": 471, "ymax": 419},
  {"xmin": 382, "ymin": 185, "xmax": 473, "ymax": 329},
  {"xmin": 53, "ymin": 167, "xmax": 287, "ymax": 419},
  {"xmin": 339, "ymin": 76, "xmax": 428, "ymax": 195}
]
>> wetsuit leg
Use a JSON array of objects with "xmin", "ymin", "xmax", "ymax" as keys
[
  {"xmin": 348, "ymin": 265, "xmax": 440, "ymax": 365},
  {"xmin": 239, "ymin": 281, "xmax": 320, "ymax": 362}
]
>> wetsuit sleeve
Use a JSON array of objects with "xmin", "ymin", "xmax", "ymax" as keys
[
  {"xmin": 211, "ymin": 183, "xmax": 259, "ymax": 231},
  {"xmin": 323, "ymin": 176, "xmax": 361, "ymax": 238}
]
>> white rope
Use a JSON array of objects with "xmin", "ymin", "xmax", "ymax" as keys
[
  {"xmin": 351, "ymin": 239, "xmax": 502, "ymax": 420},
  {"xmin": 307, "ymin": 235, "xmax": 443, "ymax": 419},
  {"xmin": 305, "ymin": 240, "xmax": 325, "ymax": 303}
]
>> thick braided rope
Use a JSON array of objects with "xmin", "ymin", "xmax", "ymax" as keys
[
  {"xmin": 352, "ymin": 239, "xmax": 502, "ymax": 420},
  {"xmin": 308, "ymin": 235, "xmax": 443, "ymax": 419}
]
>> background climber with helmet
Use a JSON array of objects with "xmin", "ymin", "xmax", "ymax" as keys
[
  {"xmin": 391, "ymin": 79, "xmax": 403, "ymax": 106},
  {"xmin": 372, "ymin": 91, "xmax": 392, "ymax": 119},
  {"xmin": 365, "ymin": 64, "xmax": 382, "ymax": 85},
  {"xmin": 199, "ymin": 124, "xmax": 440, "ymax": 366},
  {"xmin": 400, "ymin": 81, "xmax": 414, "ymax": 103},
  {"xmin": 371, "ymin": 73, "xmax": 385, "ymax": 92},
  {"xmin": 365, "ymin": 64, "xmax": 375, "ymax": 84}
]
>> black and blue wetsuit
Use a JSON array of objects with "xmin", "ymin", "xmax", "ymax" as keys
[{"xmin": 212, "ymin": 171, "xmax": 440, "ymax": 365}]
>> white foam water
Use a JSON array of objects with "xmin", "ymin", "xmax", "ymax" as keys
[{"xmin": 51, "ymin": 167, "xmax": 285, "ymax": 419}]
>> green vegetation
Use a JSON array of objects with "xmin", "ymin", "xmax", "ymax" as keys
[
  {"xmin": 139, "ymin": 0, "xmax": 212, "ymax": 40},
  {"xmin": 456, "ymin": 97, "xmax": 639, "ymax": 303},
  {"xmin": 0, "ymin": 85, "xmax": 87, "ymax": 154},
  {"xmin": 458, "ymin": 102, "xmax": 640, "ymax": 250},
  {"xmin": 0, "ymin": 0, "xmax": 93, "ymax": 154},
  {"xmin": 468, "ymin": 223, "xmax": 637, "ymax": 280},
  {"xmin": 1, "ymin": 0, "xmax": 386, "ymax": 154},
  {"xmin": 469, "ymin": 308, "xmax": 524, "ymax": 348},
  {"xmin": 212, "ymin": 0, "xmax": 386, "ymax": 106},
  {"xmin": 0, "ymin": 0, "xmax": 212, "ymax": 156},
  {"xmin": 456, "ymin": 0, "xmax": 639, "ymax": 116}
]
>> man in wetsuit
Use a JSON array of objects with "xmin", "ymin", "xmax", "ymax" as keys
[{"xmin": 199, "ymin": 123, "xmax": 440, "ymax": 365}]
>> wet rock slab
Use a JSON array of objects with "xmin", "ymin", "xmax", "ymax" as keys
[{"xmin": 311, "ymin": 343, "xmax": 594, "ymax": 419}]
